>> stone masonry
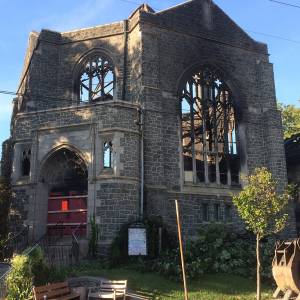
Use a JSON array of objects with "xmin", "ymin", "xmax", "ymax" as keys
[{"xmin": 2, "ymin": 0, "xmax": 296, "ymax": 250}]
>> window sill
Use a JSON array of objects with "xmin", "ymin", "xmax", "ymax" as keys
[
  {"xmin": 12, "ymin": 177, "xmax": 31, "ymax": 186},
  {"xmin": 99, "ymin": 168, "xmax": 114, "ymax": 176},
  {"xmin": 201, "ymin": 221, "xmax": 234, "ymax": 224},
  {"xmin": 181, "ymin": 182, "xmax": 241, "ymax": 196}
]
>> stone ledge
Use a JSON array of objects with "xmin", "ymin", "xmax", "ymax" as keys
[{"xmin": 15, "ymin": 100, "xmax": 140, "ymax": 118}]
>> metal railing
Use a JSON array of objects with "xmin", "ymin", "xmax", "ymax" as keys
[
  {"xmin": 0, "ymin": 226, "xmax": 29, "ymax": 261},
  {"xmin": 0, "ymin": 226, "xmax": 29, "ymax": 299},
  {"xmin": 71, "ymin": 223, "xmax": 82, "ymax": 265},
  {"xmin": 0, "ymin": 221, "xmax": 65, "ymax": 298},
  {"xmin": 0, "ymin": 221, "xmax": 85, "ymax": 298}
]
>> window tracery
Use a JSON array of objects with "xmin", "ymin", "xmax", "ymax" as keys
[
  {"xmin": 79, "ymin": 55, "xmax": 114, "ymax": 103},
  {"xmin": 180, "ymin": 67, "xmax": 239, "ymax": 185}
]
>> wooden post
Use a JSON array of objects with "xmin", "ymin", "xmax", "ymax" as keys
[{"xmin": 175, "ymin": 200, "xmax": 188, "ymax": 300}]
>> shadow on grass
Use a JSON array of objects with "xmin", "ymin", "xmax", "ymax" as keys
[{"xmin": 64, "ymin": 263, "xmax": 273, "ymax": 299}]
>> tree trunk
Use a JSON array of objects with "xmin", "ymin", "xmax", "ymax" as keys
[{"xmin": 256, "ymin": 234, "xmax": 261, "ymax": 300}]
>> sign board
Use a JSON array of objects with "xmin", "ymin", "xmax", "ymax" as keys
[{"xmin": 128, "ymin": 227, "xmax": 147, "ymax": 256}]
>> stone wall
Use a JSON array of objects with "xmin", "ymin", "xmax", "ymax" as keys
[
  {"xmin": 18, "ymin": 12, "xmax": 143, "ymax": 112},
  {"xmin": 1, "ymin": 139, "xmax": 13, "ymax": 178},
  {"xmin": 146, "ymin": 187, "xmax": 244, "ymax": 237},
  {"xmin": 138, "ymin": 0, "xmax": 293, "ymax": 237},
  {"xmin": 95, "ymin": 182, "xmax": 139, "ymax": 245},
  {"xmin": 10, "ymin": 101, "xmax": 140, "ymax": 241},
  {"xmin": 6, "ymin": 0, "xmax": 295, "ymax": 245}
]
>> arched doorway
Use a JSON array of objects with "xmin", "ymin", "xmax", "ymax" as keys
[{"xmin": 40, "ymin": 148, "xmax": 88, "ymax": 237}]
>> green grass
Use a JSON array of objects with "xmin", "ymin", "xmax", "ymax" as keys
[{"xmin": 65, "ymin": 264, "xmax": 273, "ymax": 300}]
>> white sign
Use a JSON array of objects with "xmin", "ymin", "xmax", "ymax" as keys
[{"xmin": 128, "ymin": 227, "xmax": 147, "ymax": 256}]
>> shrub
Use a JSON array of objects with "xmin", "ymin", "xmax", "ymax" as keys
[
  {"xmin": 109, "ymin": 216, "xmax": 176, "ymax": 265},
  {"xmin": 136, "ymin": 225, "xmax": 275, "ymax": 281},
  {"xmin": 88, "ymin": 216, "xmax": 99, "ymax": 258},
  {"xmin": 6, "ymin": 254, "xmax": 33, "ymax": 300},
  {"xmin": 47, "ymin": 266, "xmax": 68, "ymax": 283},
  {"xmin": 5, "ymin": 247, "xmax": 56, "ymax": 299},
  {"xmin": 27, "ymin": 246, "xmax": 50, "ymax": 286}
]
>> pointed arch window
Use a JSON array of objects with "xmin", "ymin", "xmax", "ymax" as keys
[
  {"xmin": 79, "ymin": 55, "xmax": 115, "ymax": 103},
  {"xmin": 103, "ymin": 141, "xmax": 113, "ymax": 169},
  {"xmin": 21, "ymin": 149, "xmax": 31, "ymax": 177},
  {"xmin": 180, "ymin": 67, "xmax": 239, "ymax": 186}
]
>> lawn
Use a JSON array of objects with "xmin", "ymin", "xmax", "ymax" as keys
[{"xmin": 66, "ymin": 264, "xmax": 273, "ymax": 300}]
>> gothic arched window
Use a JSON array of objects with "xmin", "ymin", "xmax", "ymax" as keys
[
  {"xmin": 79, "ymin": 55, "xmax": 115, "ymax": 103},
  {"xmin": 180, "ymin": 67, "xmax": 239, "ymax": 185},
  {"xmin": 21, "ymin": 149, "xmax": 31, "ymax": 177},
  {"xmin": 103, "ymin": 141, "xmax": 113, "ymax": 169}
]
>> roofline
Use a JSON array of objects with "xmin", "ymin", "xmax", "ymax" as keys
[
  {"xmin": 155, "ymin": 0, "xmax": 194, "ymax": 15},
  {"xmin": 61, "ymin": 20, "xmax": 124, "ymax": 35}
]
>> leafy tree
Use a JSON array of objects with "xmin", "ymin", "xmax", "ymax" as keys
[
  {"xmin": 6, "ymin": 254, "xmax": 33, "ymax": 300},
  {"xmin": 0, "ymin": 176, "xmax": 10, "ymax": 241},
  {"xmin": 233, "ymin": 167, "xmax": 291, "ymax": 300},
  {"xmin": 278, "ymin": 102, "xmax": 300, "ymax": 139}
]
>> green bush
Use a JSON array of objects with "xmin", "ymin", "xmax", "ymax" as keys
[
  {"xmin": 109, "ymin": 216, "xmax": 176, "ymax": 265},
  {"xmin": 27, "ymin": 246, "xmax": 50, "ymax": 286},
  {"xmin": 47, "ymin": 266, "xmax": 68, "ymax": 283},
  {"xmin": 88, "ymin": 216, "xmax": 99, "ymax": 258},
  {"xmin": 6, "ymin": 254, "xmax": 33, "ymax": 300},
  {"xmin": 5, "ymin": 247, "xmax": 55, "ymax": 299},
  {"xmin": 136, "ymin": 225, "xmax": 275, "ymax": 281}
]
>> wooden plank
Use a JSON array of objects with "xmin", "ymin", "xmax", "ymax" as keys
[
  {"xmin": 35, "ymin": 292, "xmax": 79, "ymax": 300},
  {"xmin": 273, "ymin": 287, "xmax": 282, "ymax": 298},
  {"xmin": 283, "ymin": 289, "xmax": 293, "ymax": 300},
  {"xmin": 296, "ymin": 292, "xmax": 300, "ymax": 300},
  {"xmin": 101, "ymin": 280, "xmax": 127, "ymax": 290},
  {"xmin": 49, "ymin": 195, "xmax": 88, "ymax": 200},
  {"xmin": 101, "ymin": 284, "xmax": 126, "ymax": 288},
  {"xmin": 34, "ymin": 282, "xmax": 68, "ymax": 293},
  {"xmin": 33, "ymin": 282, "xmax": 80, "ymax": 300},
  {"xmin": 48, "ymin": 209, "xmax": 87, "ymax": 214},
  {"xmin": 42, "ymin": 287, "xmax": 70, "ymax": 298},
  {"xmin": 57, "ymin": 293, "xmax": 80, "ymax": 300},
  {"xmin": 88, "ymin": 280, "xmax": 127, "ymax": 299},
  {"xmin": 47, "ymin": 223, "xmax": 87, "ymax": 226}
]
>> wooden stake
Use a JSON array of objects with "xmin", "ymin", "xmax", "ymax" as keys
[{"xmin": 175, "ymin": 199, "xmax": 188, "ymax": 300}]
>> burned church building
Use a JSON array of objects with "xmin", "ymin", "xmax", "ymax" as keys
[{"xmin": 2, "ymin": 0, "xmax": 294, "ymax": 249}]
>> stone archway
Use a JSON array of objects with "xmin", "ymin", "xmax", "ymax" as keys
[{"xmin": 35, "ymin": 147, "xmax": 88, "ymax": 239}]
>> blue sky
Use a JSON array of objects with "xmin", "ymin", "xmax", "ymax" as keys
[{"xmin": 0, "ymin": 0, "xmax": 299, "ymax": 151}]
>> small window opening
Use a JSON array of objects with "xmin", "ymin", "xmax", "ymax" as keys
[
  {"xmin": 214, "ymin": 203, "xmax": 220, "ymax": 222},
  {"xmin": 225, "ymin": 204, "xmax": 232, "ymax": 222},
  {"xmin": 103, "ymin": 141, "xmax": 113, "ymax": 168},
  {"xmin": 21, "ymin": 149, "xmax": 31, "ymax": 177},
  {"xmin": 202, "ymin": 203, "xmax": 209, "ymax": 222}
]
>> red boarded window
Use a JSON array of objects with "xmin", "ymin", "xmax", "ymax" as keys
[{"xmin": 61, "ymin": 200, "xmax": 69, "ymax": 211}]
